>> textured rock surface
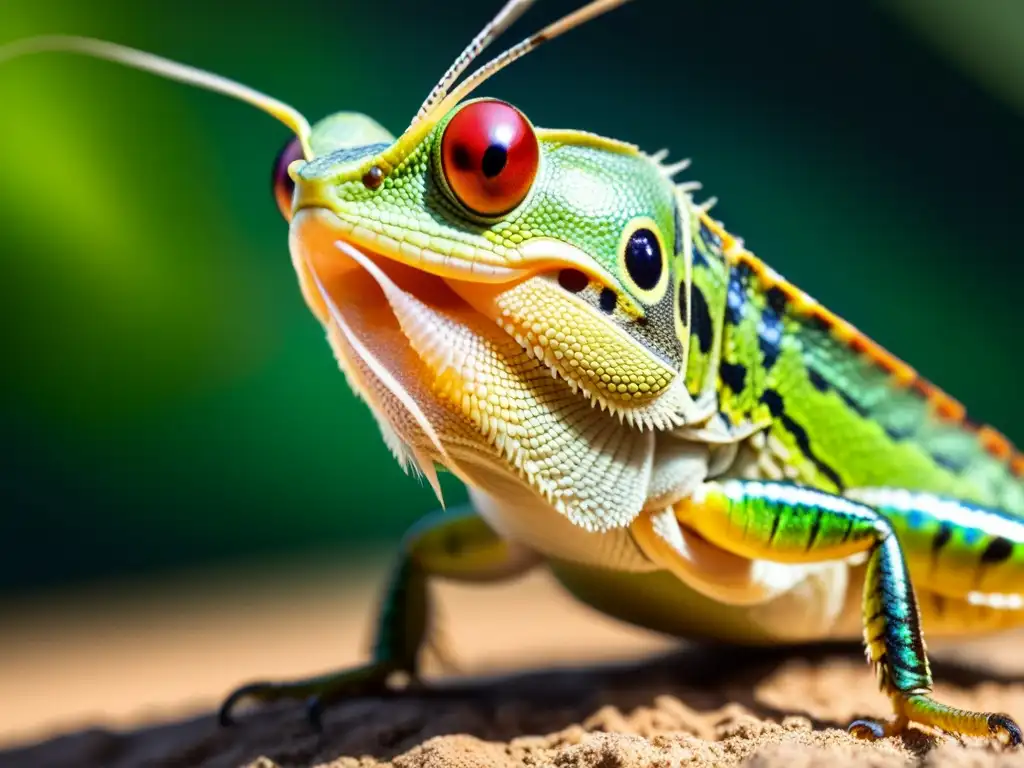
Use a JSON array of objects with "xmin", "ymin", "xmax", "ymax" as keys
[{"xmin": 4, "ymin": 642, "xmax": 1024, "ymax": 768}]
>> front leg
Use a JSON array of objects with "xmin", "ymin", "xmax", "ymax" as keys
[
  {"xmin": 219, "ymin": 507, "xmax": 539, "ymax": 728},
  {"xmin": 639, "ymin": 479, "xmax": 1022, "ymax": 746}
]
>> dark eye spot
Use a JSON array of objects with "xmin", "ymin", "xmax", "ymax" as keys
[
  {"xmin": 624, "ymin": 228, "xmax": 662, "ymax": 291},
  {"xmin": 558, "ymin": 269, "xmax": 589, "ymax": 293},
  {"xmin": 481, "ymin": 144, "xmax": 508, "ymax": 178},
  {"xmin": 362, "ymin": 165, "xmax": 384, "ymax": 189},
  {"xmin": 599, "ymin": 288, "xmax": 618, "ymax": 313}
]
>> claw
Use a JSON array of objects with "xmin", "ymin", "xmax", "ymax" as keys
[
  {"xmin": 217, "ymin": 662, "xmax": 402, "ymax": 728},
  {"xmin": 988, "ymin": 713, "xmax": 1023, "ymax": 747},
  {"xmin": 218, "ymin": 681, "xmax": 274, "ymax": 727},
  {"xmin": 850, "ymin": 703, "xmax": 1023, "ymax": 748},
  {"xmin": 848, "ymin": 719, "xmax": 890, "ymax": 741},
  {"xmin": 306, "ymin": 695, "xmax": 325, "ymax": 732}
]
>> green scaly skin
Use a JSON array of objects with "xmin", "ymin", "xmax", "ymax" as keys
[
  {"xmin": 216, "ymin": 99, "xmax": 1024, "ymax": 745},
  {"xmin": 4, "ymin": 14, "xmax": 1022, "ymax": 748}
]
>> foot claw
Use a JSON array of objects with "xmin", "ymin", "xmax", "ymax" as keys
[
  {"xmin": 217, "ymin": 663, "xmax": 402, "ymax": 729},
  {"xmin": 848, "ymin": 719, "xmax": 888, "ymax": 741},
  {"xmin": 218, "ymin": 681, "xmax": 272, "ymax": 727},
  {"xmin": 306, "ymin": 695, "xmax": 325, "ymax": 732},
  {"xmin": 988, "ymin": 714, "xmax": 1023, "ymax": 747}
]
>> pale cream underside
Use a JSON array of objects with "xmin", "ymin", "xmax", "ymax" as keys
[{"xmin": 288, "ymin": 207, "xmax": 875, "ymax": 645}]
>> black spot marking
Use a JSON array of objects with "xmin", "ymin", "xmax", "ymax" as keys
[
  {"xmin": 699, "ymin": 221, "xmax": 722, "ymax": 251},
  {"xmin": 932, "ymin": 522, "xmax": 952, "ymax": 558},
  {"xmin": 932, "ymin": 452, "xmax": 970, "ymax": 473},
  {"xmin": 692, "ymin": 242, "xmax": 710, "ymax": 267},
  {"xmin": 808, "ymin": 314, "xmax": 833, "ymax": 335},
  {"xmin": 690, "ymin": 285, "xmax": 713, "ymax": 354},
  {"xmin": 624, "ymin": 228, "xmax": 663, "ymax": 291},
  {"xmin": 807, "ymin": 507, "xmax": 823, "ymax": 551},
  {"xmin": 558, "ymin": 269, "xmax": 588, "ymax": 293},
  {"xmin": 677, "ymin": 280, "xmax": 688, "ymax": 326},
  {"xmin": 835, "ymin": 388, "xmax": 869, "ymax": 418},
  {"xmin": 865, "ymin": 608, "xmax": 885, "ymax": 624},
  {"xmin": 839, "ymin": 517, "xmax": 855, "ymax": 543},
  {"xmin": 884, "ymin": 424, "xmax": 916, "ymax": 441},
  {"xmin": 981, "ymin": 536, "xmax": 1014, "ymax": 565},
  {"xmin": 599, "ymin": 288, "xmax": 618, "ymax": 313},
  {"xmin": 481, "ymin": 144, "xmax": 508, "ymax": 178},
  {"xmin": 768, "ymin": 513, "xmax": 782, "ymax": 544},
  {"xmin": 672, "ymin": 198, "xmax": 684, "ymax": 257},
  {"xmin": 756, "ymin": 287, "xmax": 787, "ymax": 369},
  {"xmin": 808, "ymin": 369, "xmax": 830, "ymax": 393},
  {"xmin": 725, "ymin": 267, "xmax": 746, "ymax": 325},
  {"xmin": 806, "ymin": 367, "xmax": 870, "ymax": 417},
  {"xmin": 761, "ymin": 389, "xmax": 784, "ymax": 418},
  {"xmin": 887, "ymin": 653, "xmax": 924, "ymax": 677},
  {"xmin": 758, "ymin": 307, "xmax": 783, "ymax": 370},
  {"xmin": 720, "ymin": 361, "xmax": 747, "ymax": 392},
  {"xmin": 760, "ymin": 388, "xmax": 844, "ymax": 490},
  {"xmin": 764, "ymin": 286, "xmax": 788, "ymax": 315}
]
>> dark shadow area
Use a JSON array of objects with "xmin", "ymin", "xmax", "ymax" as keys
[{"xmin": 2, "ymin": 640, "xmax": 1019, "ymax": 768}]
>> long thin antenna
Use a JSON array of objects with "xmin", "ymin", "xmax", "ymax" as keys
[
  {"xmin": 0, "ymin": 35, "xmax": 314, "ymax": 159},
  {"xmin": 412, "ymin": 0, "xmax": 538, "ymax": 126},
  {"xmin": 423, "ymin": 0, "xmax": 635, "ymax": 127}
]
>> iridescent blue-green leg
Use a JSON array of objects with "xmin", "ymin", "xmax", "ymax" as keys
[
  {"xmin": 671, "ymin": 479, "xmax": 1022, "ymax": 746},
  {"xmin": 218, "ymin": 507, "xmax": 538, "ymax": 728}
]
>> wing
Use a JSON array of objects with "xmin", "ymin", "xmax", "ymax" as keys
[{"xmin": 696, "ymin": 211, "xmax": 1024, "ymax": 517}]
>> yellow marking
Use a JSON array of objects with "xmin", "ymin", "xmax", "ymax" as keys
[
  {"xmin": 536, "ymin": 128, "xmax": 640, "ymax": 155},
  {"xmin": 493, "ymin": 277, "xmax": 676, "ymax": 402}
]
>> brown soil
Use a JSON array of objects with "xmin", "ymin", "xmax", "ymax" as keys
[{"xmin": 2, "ymin": 558, "xmax": 1024, "ymax": 768}]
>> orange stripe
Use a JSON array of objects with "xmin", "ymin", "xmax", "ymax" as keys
[
  {"xmin": 910, "ymin": 378, "xmax": 966, "ymax": 422},
  {"xmin": 978, "ymin": 426, "xmax": 1013, "ymax": 462},
  {"xmin": 1011, "ymin": 455, "xmax": 1024, "ymax": 477}
]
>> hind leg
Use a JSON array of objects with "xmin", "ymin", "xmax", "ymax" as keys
[{"xmin": 640, "ymin": 479, "xmax": 1022, "ymax": 745}]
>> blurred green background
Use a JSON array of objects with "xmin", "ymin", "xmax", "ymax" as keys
[{"xmin": 1, "ymin": 0, "xmax": 1022, "ymax": 596}]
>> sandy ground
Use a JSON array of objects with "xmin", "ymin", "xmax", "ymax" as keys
[{"xmin": 2, "ymin": 553, "xmax": 1024, "ymax": 768}]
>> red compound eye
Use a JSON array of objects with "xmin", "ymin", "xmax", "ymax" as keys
[
  {"xmin": 272, "ymin": 136, "xmax": 304, "ymax": 221},
  {"xmin": 440, "ymin": 99, "xmax": 539, "ymax": 216}
]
